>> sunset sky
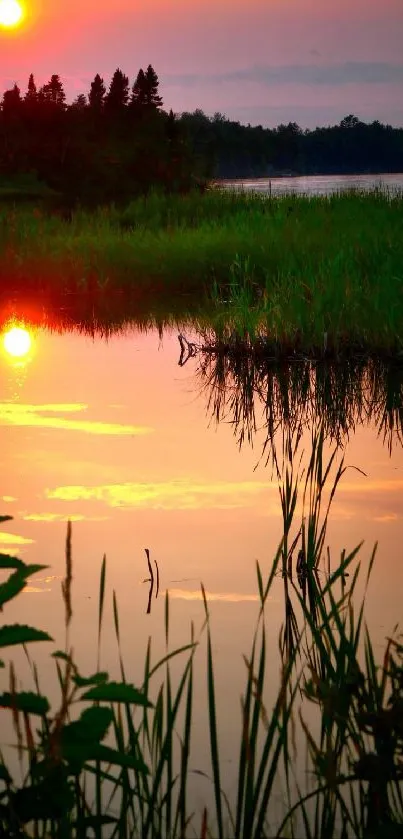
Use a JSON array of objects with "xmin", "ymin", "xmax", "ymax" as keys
[{"xmin": 0, "ymin": 0, "xmax": 402, "ymax": 128}]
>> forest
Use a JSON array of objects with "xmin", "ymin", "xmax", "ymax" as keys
[{"xmin": 0, "ymin": 67, "xmax": 402, "ymax": 205}]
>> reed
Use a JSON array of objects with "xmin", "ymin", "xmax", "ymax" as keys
[
  {"xmin": 1, "ymin": 188, "xmax": 402, "ymax": 354},
  {"xmin": 0, "ymin": 422, "xmax": 402, "ymax": 837}
]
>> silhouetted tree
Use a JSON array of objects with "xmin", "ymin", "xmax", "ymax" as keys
[
  {"xmin": 1, "ymin": 65, "xmax": 402, "ymax": 203},
  {"xmin": 88, "ymin": 73, "xmax": 106, "ymax": 111},
  {"xmin": 144, "ymin": 65, "xmax": 163, "ymax": 109},
  {"xmin": 166, "ymin": 109, "xmax": 178, "ymax": 141},
  {"xmin": 105, "ymin": 68, "xmax": 129, "ymax": 113},
  {"xmin": 40, "ymin": 74, "xmax": 66, "ymax": 107},
  {"xmin": 340, "ymin": 114, "xmax": 360, "ymax": 130},
  {"xmin": 130, "ymin": 69, "xmax": 147, "ymax": 110},
  {"xmin": 1, "ymin": 84, "xmax": 22, "ymax": 119},
  {"xmin": 24, "ymin": 74, "xmax": 37, "ymax": 103},
  {"xmin": 71, "ymin": 94, "xmax": 87, "ymax": 110}
]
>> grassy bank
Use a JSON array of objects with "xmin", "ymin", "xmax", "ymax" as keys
[
  {"xmin": 1, "ymin": 427, "xmax": 402, "ymax": 837},
  {"xmin": 1, "ymin": 189, "xmax": 403, "ymax": 354}
]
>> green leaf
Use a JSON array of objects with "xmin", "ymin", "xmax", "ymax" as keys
[
  {"xmin": 0, "ymin": 571, "xmax": 27, "ymax": 607},
  {"xmin": 0, "ymin": 625, "xmax": 53, "ymax": 648},
  {"xmin": 81, "ymin": 681, "xmax": 153, "ymax": 706},
  {"xmin": 0, "ymin": 691, "xmax": 50, "ymax": 715},
  {"xmin": 58, "ymin": 707, "xmax": 114, "ymax": 773},
  {"xmin": 62, "ymin": 706, "xmax": 113, "ymax": 747},
  {"xmin": 87, "ymin": 744, "xmax": 149, "ymax": 773},
  {"xmin": 73, "ymin": 671, "xmax": 109, "ymax": 688},
  {"xmin": 52, "ymin": 650, "xmax": 74, "ymax": 663},
  {"xmin": 13, "ymin": 772, "xmax": 74, "ymax": 823},
  {"xmin": 0, "ymin": 553, "xmax": 23, "ymax": 570},
  {"xmin": 19, "ymin": 564, "xmax": 48, "ymax": 579}
]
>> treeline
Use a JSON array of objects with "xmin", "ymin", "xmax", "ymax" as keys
[
  {"xmin": 182, "ymin": 111, "xmax": 403, "ymax": 178},
  {"xmin": 0, "ymin": 68, "xmax": 203, "ymax": 205},
  {"xmin": 1, "ymin": 69, "xmax": 402, "ymax": 206}
]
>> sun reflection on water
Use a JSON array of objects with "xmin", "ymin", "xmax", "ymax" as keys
[{"xmin": 2, "ymin": 325, "xmax": 32, "ymax": 358}]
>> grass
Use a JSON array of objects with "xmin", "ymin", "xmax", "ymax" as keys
[
  {"xmin": 1, "ymin": 188, "xmax": 403, "ymax": 355},
  {"xmin": 0, "ymin": 425, "xmax": 402, "ymax": 837}
]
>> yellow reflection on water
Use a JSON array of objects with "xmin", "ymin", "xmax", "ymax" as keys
[
  {"xmin": 0, "ymin": 403, "xmax": 152, "ymax": 436},
  {"xmin": 3, "ymin": 326, "xmax": 32, "ymax": 359},
  {"xmin": 0, "ymin": 531, "xmax": 34, "ymax": 547},
  {"xmin": 46, "ymin": 479, "xmax": 272, "ymax": 510}
]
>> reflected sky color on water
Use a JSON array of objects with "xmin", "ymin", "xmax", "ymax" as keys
[
  {"xmin": 222, "ymin": 172, "xmax": 403, "ymax": 195},
  {"xmin": 0, "ymin": 322, "xmax": 401, "ymax": 620},
  {"xmin": 0, "ymin": 319, "xmax": 402, "ymax": 802}
]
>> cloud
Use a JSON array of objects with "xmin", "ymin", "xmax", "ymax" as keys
[
  {"xmin": 166, "ymin": 62, "xmax": 403, "ymax": 89},
  {"xmin": 46, "ymin": 479, "xmax": 272, "ymax": 511},
  {"xmin": 0, "ymin": 403, "xmax": 152, "ymax": 437}
]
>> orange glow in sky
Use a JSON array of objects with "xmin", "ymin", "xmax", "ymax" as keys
[{"xmin": 0, "ymin": 0, "xmax": 24, "ymax": 28}]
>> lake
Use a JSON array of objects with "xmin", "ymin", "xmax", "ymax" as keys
[
  {"xmin": 221, "ymin": 171, "xmax": 403, "ymax": 195},
  {"xmin": 1, "ymin": 314, "xmax": 403, "ymax": 826}
]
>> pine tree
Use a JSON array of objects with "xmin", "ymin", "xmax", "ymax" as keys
[
  {"xmin": 105, "ymin": 68, "xmax": 129, "ymax": 112},
  {"xmin": 71, "ymin": 93, "xmax": 88, "ymax": 110},
  {"xmin": 130, "ymin": 69, "xmax": 147, "ymax": 109},
  {"xmin": 24, "ymin": 73, "xmax": 37, "ymax": 103},
  {"xmin": 41, "ymin": 74, "xmax": 66, "ymax": 107},
  {"xmin": 1, "ymin": 84, "xmax": 22, "ymax": 118},
  {"xmin": 144, "ymin": 65, "xmax": 163, "ymax": 109},
  {"xmin": 88, "ymin": 74, "xmax": 106, "ymax": 111}
]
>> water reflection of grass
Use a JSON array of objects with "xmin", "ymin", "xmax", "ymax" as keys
[
  {"xmin": 1, "ymin": 427, "xmax": 402, "ymax": 837},
  {"xmin": 181, "ymin": 334, "xmax": 403, "ymax": 456},
  {"xmin": 1, "ymin": 188, "xmax": 403, "ymax": 354}
]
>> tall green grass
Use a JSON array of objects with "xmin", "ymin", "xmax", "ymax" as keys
[
  {"xmin": 1, "ymin": 188, "xmax": 402, "ymax": 354},
  {"xmin": 0, "ymin": 424, "xmax": 402, "ymax": 837}
]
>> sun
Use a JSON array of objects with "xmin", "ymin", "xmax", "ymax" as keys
[
  {"xmin": 0, "ymin": 0, "xmax": 24, "ymax": 28},
  {"xmin": 3, "ymin": 327, "xmax": 32, "ymax": 358}
]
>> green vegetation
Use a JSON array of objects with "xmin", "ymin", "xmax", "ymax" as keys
[
  {"xmin": 1, "ymin": 428, "xmax": 402, "ymax": 837},
  {"xmin": 1, "ymin": 188, "xmax": 402, "ymax": 356}
]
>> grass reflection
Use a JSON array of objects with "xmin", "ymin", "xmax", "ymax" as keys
[{"xmin": 179, "ymin": 331, "xmax": 403, "ymax": 457}]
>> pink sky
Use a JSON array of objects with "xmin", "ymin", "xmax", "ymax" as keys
[{"xmin": 0, "ymin": 0, "xmax": 402, "ymax": 127}]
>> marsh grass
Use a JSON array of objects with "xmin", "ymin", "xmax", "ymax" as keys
[
  {"xmin": 1, "ymin": 188, "xmax": 402, "ymax": 354},
  {"xmin": 0, "ymin": 425, "xmax": 402, "ymax": 837}
]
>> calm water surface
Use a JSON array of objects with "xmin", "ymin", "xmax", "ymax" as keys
[
  {"xmin": 221, "ymin": 171, "xmax": 403, "ymax": 195},
  {"xmin": 1, "ymin": 322, "xmax": 403, "ymax": 813}
]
